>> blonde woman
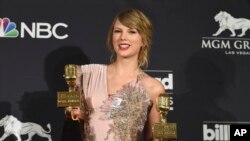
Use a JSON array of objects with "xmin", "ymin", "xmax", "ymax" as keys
[{"xmin": 72, "ymin": 8, "xmax": 164, "ymax": 141}]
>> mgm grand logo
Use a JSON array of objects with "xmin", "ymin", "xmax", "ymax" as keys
[
  {"xmin": 0, "ymin": 115, "xmax": 52, "ymax": 141},
  {"xmin": 201, "ymin": 11, "xmax": 250, "ymax": 55}
]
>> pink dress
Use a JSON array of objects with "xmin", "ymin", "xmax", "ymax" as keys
[{"xmin": 76, "ymin": 64, "xmax": 152, "ymax": 141}]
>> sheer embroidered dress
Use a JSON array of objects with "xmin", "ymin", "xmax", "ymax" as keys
[{"xmin": 76, "ymin": 64, "xmax": 152, "ymax": 141}]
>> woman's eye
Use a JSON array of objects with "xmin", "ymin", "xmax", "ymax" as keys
[
  {"xmin": 129, "ymin": 30, "xmax": 137, "ymax": 34},
  {"xmin": 114, "ymin": 30, "xmax": 121, "ymax": 33}
]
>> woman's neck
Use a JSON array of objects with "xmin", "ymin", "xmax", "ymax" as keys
[{"xmin": 109, "ymin": 59, "xmax": 141, "ymax": 76}]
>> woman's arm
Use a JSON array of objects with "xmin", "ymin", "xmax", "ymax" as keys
[{"xmin": 144, "ymin": 78, "xmax": 165, "ymax": 141}]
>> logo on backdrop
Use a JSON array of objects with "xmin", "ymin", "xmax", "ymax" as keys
[
  {"xmin": 213, "ymin": 11, "xmax": 250, "ymax": 37},
  {"xmin": 0, "ymin": 18, "xmax": 19, "ymax": 38},
  {"xmin": 201, "ymin": 11, "xmax": 250, "ymax": 56},
  {"xmin": 0, "ymin": 17, "xmax": 68, "ymax": 39},
  {"xmin": 203, "ymin": 121, "xmax": 250, "ymax": 141},
  {"xmin": 145, "ymin": 70, "xmax": 174, "ymax": 110},
  {"xmin": 0, "ymin": 115, "xmax": 52, "ymax": 141}
]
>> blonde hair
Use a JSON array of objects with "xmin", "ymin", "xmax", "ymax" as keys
[{"xmin": 107, "ymin": 8, "xmax": 153, "ymax": 68}]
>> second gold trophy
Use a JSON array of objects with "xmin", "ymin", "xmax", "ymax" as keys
[
  {"xmin": 153, "ymin": 93, "xmax": 177, "ymax": 141},
  {"xmin": 57, "ymin": 64, "xmax": 87, "ymax": 120}
]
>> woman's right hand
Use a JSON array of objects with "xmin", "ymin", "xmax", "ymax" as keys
[
  {"xmin": 71, "ymin": 106, "xmax": 81, "ymax": 120},
  {"xmin": 65, "ymin": 106, "xmax": 81, "ymax": 120}
]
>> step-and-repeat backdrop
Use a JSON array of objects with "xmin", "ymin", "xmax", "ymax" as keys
[{"xmin": 1, "ymin": 0, "xmax": 250, "ymax": 140}]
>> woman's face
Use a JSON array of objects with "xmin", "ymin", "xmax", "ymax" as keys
[{"xmin": 112, "ymin": 19, "xmax": 143, "ymax": 60}]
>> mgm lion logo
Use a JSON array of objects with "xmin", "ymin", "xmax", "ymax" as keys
[
  {"xmin": 213, "ymin": 11, "xmax": 250, "ymax": 37},
  {"xmin": 0, "ymin": 115, "xmax": 52, "ymax": 141}
]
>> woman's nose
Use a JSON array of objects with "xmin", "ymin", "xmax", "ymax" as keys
[{"xmin": 120, "ymin": 32, "xmax": 127, "ymax": 40}]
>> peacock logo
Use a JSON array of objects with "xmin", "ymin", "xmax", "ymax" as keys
[{"xmin": 0, "ymin": 17, "xmax": 19, "ymax": 38}]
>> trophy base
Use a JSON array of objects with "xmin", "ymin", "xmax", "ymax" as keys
[
  {"xmin": 57, "ymin": 91, "xmax": 81, "ymax": 107},
  {"xmin": 153, "ymin": 122, "xmax": 177, "ymax": 140}
]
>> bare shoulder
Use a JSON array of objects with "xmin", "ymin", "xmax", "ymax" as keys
[{"xmin": 141, "ymin": 72, "xmax": 165, "ymax": 99}]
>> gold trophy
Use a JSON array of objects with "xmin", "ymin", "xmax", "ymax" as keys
[
  {"xmin": 57, "ymin": 64, "xmax": 82, "ymax": 120},
  {"xmin": 153, "ymin": 93, "xmax": 177, "ymax": 141}
]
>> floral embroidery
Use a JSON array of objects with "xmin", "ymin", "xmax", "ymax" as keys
[{"xmin": 100, "ymin": 81, "xmax": 151, "ymax": 141}]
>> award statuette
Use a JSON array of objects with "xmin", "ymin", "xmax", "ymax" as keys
[
  {"xmin": 153, "ymin": 93, "xmax": 177, "ymax": 141},
  {"xmin": 57, "ymin": 64, "xmax": 82, "ymax": 120}
]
